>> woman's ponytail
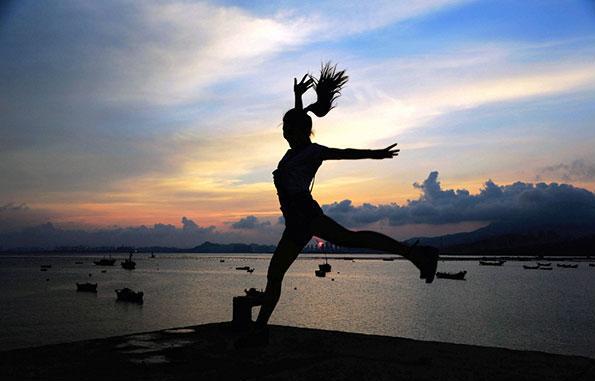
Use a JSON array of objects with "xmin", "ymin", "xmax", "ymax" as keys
[{"xmin": 305, "ymin": 62, "xmax": 348, "ymax": 118}]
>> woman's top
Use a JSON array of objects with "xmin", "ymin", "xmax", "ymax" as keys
[{"xmin": 273, "ymin": 143, "xmax": 330, "ymax": 203}]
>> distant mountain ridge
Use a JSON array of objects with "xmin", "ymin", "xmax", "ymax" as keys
[
  {"xmin": 2, "ymin": 222, "xmax": 595, "ymax": 256},
  {"xmin": 407, "ymin": 221, "xmax": 595, "ymax": 255}
]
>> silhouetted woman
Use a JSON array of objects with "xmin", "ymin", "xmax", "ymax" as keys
[{"xmin": 237, "ymin": 63, "xmax": 438, "ymax": 347}]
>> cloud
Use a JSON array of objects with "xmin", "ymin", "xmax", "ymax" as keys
[
  {"xmin": 315, "ymin": 44, "xmax": 595, "ymax": 148},
  {"xmin": 538, "ymin": 160, "xmax": 595, "ymax": 182},
  {"xmin": 0, "ymin": 202, "xmax": 54, "ymax": 232},
  {"xmin": 3, "ymin": 171, "xmax": 595, "ymax": 249},
  {"xmin": 2, "ymin": 1, "xmax": 595, "ymax": 232},
  {"xmin": 0, "ymin": 212, "xmax": 285, "ymax": 249},
  {"xmin": 0, "ymin": 216, "xmax": 219, "ymax": 249},
  {"xmin": 230, "ymin": 215, "xmax": 272, "ymax": 230},
  {"xmin": 322, "ymin": 171, "xmax": 595, "ymax": 228}
]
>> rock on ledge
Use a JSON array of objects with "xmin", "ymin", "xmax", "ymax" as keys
[{"xmin": 1, "ymin": 322, "xmax": 594, "ymax": 380}]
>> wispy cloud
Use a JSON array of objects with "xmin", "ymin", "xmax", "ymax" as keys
[{"xmin": 538, "ymin": 160, "xmax": 595, "ymax": 182}]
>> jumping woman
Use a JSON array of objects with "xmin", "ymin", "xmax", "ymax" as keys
[{"xmin": 236, "ymin": 63, "xmax": 439, "ymax": 347}]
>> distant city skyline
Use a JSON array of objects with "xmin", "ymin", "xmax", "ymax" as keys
[{"xmin": 1, "ymin": 1, "xmax": 595, "ymax": 246}]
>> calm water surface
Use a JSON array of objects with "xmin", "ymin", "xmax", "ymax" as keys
[{"xmin": 1, "ymin": 253, "xmax": 594, "ymax": 358}]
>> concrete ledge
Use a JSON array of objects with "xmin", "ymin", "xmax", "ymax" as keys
[{"xmin": 1, "ymin": 322, "xmax": 594, "ymax": 380}]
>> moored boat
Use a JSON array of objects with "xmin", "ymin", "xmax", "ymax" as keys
[
  {"xmin": 94, "ymin": 257, "xmax": 116, "ymax": 266},
  {"xmin": 479, "ymin": 260, "xmax": 505, "ymax": 266},
  {"xmin": 523, "ymin": 265, "xmax": 540, "ymax": 270},
  {"xmin": 318, "ymin": 262, "xmax": 331, "ymax": 273},
  {"xmin": 121, "ymin": 253, "xmax": 136, "ymax": 270},
  {"xmin": 76, "ymin": 282, "xmax": 97, "ymax": 292},
  {"xmin": 436, "ymin": 270, "xmax": 467, "ymax": 280},
  {"xmin": 115, "ymin": 288, "xmax": 143, "ymax": 303},
  {"xmin": 557, "ymin": 264, "xmax": 578, "ymax": 269}
]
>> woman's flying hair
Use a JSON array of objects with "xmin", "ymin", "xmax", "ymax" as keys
[{"xmin": 304, "ymin": 62, "xmax": 348, "ymax": 118}]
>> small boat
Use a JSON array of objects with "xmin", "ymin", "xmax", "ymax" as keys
[
  {"xmin": 537, "ymin": 262, "xmax": 551, "ymax": 266},
  {"xmin": 115, "ymin": 288, "xmax": 143, "ymax": 303},
  {"xmin": 220, "ymin": 259, "xmax": 225, "ymax": 263},
  {"xmin": 479, "ymin": 260, "xmax": 505, "ymax": 266},
  {"xmin": 40, "ymin": 264, "xmax": 52, "ymax": 269},
  {"xmin": 76, "ymin": 282, "xmax": 97, "ymax": 293},
  {"xmin": 539, "ymin": 267, "xmax": 553, "ymax": 271},
  {"xmin": 121, "ymin": 260, "xmax": 135, "ymax": 270},
  {"xmin": 318, "ymin": 255, "xmax": 331, "ymax": 273},
  {"xmin": 121, "ymin": 253, "xmax": 136, "ymax": 270},
  {"xmin": 314, "ymin": 269, "xmax": 326, "ymax": 277},
  {"xmin": 94, "ymin": 257, "xmax": 116, "ymax": 266},
  {"xmin": 523, "ymin": 265, "xmax": 540, "ymax": 270},
  {"xmin": 318, "ymin": 263, "xmax": 331, "ymax": 272},
  {"xmin": 436, "ymin": 271, "xmax": 467, "ymax": 280},
  {"xmin": 235, "ymin": 266, "xmax": 251, "ymax": 271},
  {"xmin": 557, "ymin": 264, "xmax": 578, "ymax": 269}
]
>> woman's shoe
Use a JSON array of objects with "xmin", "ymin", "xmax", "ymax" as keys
[{"xmin": 409, "ymin": 245, "xmax": 439, "ymax": 284}]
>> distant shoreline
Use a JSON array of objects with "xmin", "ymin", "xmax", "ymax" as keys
[{"xmin": 0, "ymin": 250, "xmax": 594, "ymax": 262}]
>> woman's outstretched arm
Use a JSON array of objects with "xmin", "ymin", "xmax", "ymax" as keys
[{"xmin": 322, "ymin": 143, "xmax": 399, "ymax": 160}]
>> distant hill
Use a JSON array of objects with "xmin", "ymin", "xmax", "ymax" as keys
[
  {"xmin": 407, "ymin": 222, "xmax": 595, "ymax": 255},
  {"xmin": 189, "ymin": 241, "xmax": 276, "ymax": 253}
]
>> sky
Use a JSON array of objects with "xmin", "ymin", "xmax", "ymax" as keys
[{"xmin": 1, "ymin": 0, "xmax": 595, "ymax": 247}]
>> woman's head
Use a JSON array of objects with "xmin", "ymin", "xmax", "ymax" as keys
[
  {"xmin": 283, "ymin": 108, "xmax": 312, "ymax": 147},
  {"xmin": 282, "ymin": 62, "xmax": 348, "ymax": 147}
]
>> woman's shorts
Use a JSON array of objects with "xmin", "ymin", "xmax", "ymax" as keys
[{"xmin": 279, "ymin": 192, "xmax": 324, "ymax": 247}]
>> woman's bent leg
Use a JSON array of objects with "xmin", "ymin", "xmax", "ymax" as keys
[
  {"xmin": 310, "ymin": 215, "xmax": 438, "ymax": 282},
  {"xmin": 255, "ymin": 230, "xmax": 305, "ymax": 327},
  {"xmin": 310, "ymin": 215, "xmax": 410, "ymax": 255}
]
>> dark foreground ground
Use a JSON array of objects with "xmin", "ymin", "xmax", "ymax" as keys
[{"xmin": 1, "ymin": 322, "xmax": 594, "ymax": 381}]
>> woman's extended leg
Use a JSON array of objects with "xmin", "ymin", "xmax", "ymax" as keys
[
  {"xmin": 255, "ymin": 230, "xmax": 305, "ymax": 327},
  {"xmin": 310, "ymin": 214, "xmax": 438, "ymax": 282}
]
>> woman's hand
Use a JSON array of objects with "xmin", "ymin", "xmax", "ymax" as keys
[
  {"xmin": 294, "ymin": 74, "xmax": 313, "ymax": 97},
  {"xmin": 373, "ymin": 143, "xmax": 400, "ymax": 159}
]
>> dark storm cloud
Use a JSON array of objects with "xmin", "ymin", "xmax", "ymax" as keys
[
  {"xmin": 538, "ymin": 160, "xmax": 595, "ymax": 182},
  {"xmin": 322, "ymin": 171, "xmax": 595, "ymax": 228},
  {"xmin": 230, "ymin": 215, "xmax": 272, "ymax": 230}
]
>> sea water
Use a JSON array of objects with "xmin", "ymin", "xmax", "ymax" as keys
[{"xmin": 0, "ymin": 253, "xmax": 594, "ymax": 358}]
